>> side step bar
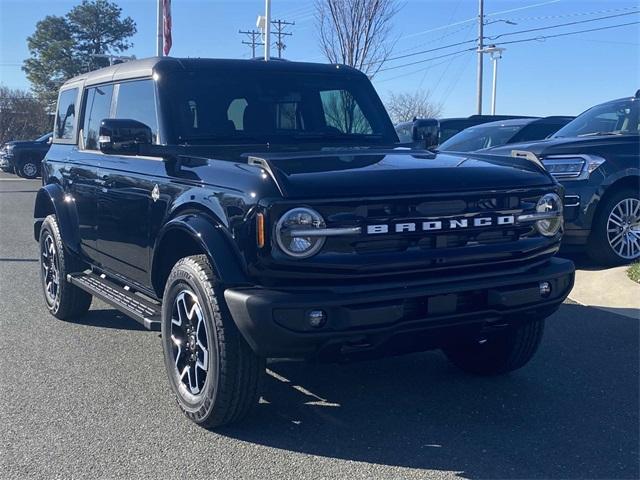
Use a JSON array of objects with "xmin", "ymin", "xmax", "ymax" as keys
[{"xmin": 67, "ymin": 271, "xmax": 162, "ymax": 331}]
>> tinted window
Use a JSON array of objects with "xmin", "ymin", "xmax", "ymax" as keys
[
  {"xmin": 512, "ymin": 122, "xmax": 565, "ymax": 143},
  {"xmin": 439, "ymin": 124, "xmax": 522, "ymax": 152},
  {"xmin": 160, "ymin": 70, "xmax": 394, "ymax": 145},
  {"xmin": 82, "ymin": 84, "xmax": 114, "ymax": 150},
  {"xmin": 554, "ymin": 99, "xmax": 639, "ymax": 138},
  {"xmin": 54, "ymin": 88, "xmax": 78, "ymax": 140},
  {"xmin": 320, "ymin": 89, "xmax": 373, "ymax": 134},
  {"xmin": 115, "ymin": 79, "xmax": 159, "ymax": 143}
]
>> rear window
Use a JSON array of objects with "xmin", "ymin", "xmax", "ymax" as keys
[{"xmin": 54, "ymin": 88, "xmax": 78, "ymax": 141}]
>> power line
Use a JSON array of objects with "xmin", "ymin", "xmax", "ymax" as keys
[
  {"xmin": 368, "ymin": 10, "xmax": 640, "ymax": 67},
  {"xmin": 492, "ymin": 20, "xmax": 640, "ymax": 47},
  {"xmin": 487, "ymin": 10, "xmax": 640, "ymax": 41},
  {"xmin": 376, "ymin": 20, "xmax": 640, "ymax": 74}
]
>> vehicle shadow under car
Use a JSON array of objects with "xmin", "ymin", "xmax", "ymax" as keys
[{"xmin": 218, "ymin": 302, "xmax": 639, "ymax": 479}]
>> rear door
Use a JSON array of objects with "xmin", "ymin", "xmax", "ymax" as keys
[{"xmin": 72, "ymin": 84, "xmax": 114, "ymax": 262}]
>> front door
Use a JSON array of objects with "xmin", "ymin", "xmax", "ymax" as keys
[{"xmin": 94, "ymin": 78, "xmax": 161, "ymax": 288}]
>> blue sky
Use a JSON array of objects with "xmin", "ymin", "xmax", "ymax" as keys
[{"xmin": 1, "ymin": 0, "xmax": 638, "ymax": 117}]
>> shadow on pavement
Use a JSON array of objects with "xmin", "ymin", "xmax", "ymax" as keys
[
  {"xmin": 63, "ymin": 307, "xmax": 147, "ymax": 331},
  {"xmin": 219, "ymin": 303, "xmax": 639, "ymax": 479}
]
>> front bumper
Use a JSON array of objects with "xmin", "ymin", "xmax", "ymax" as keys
[
  {"xmin": 224, "ymin": 257, "xmax": 575, "ymax": 359},
  {"xmin": 0, "ymin": 152, "xmax": 13, "ymax": 169}
]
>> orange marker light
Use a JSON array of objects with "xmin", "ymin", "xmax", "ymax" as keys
[{"xmin": 256, "ymin": 213, "xmax": 265, "ymax": 248}]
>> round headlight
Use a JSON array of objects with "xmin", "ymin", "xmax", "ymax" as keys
[
  {"xmin": 535, "ymin": 193, "xmax": 563, "ymax": 237},
  {"xmin": 275, "ymin": 208, "xmax": 326, "ymax": 258}
]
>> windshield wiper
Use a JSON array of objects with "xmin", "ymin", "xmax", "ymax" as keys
[{"xmin": 577, "ymin": 131, "xmax": 626, "ymax": 137}]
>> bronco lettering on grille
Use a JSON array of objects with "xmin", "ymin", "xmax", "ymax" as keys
[{"xmin": 366, "ymin": 214, "xmax": 516, "ymax": 234}]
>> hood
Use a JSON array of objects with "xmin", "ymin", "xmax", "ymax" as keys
[
  {"xmin": 486, "ymin": 135, "xmax": 639, "ymax": 158},
  {"xmin": 249, "ymin": 148, "xmax": 554, "ymax": 199},
  {"xmin": 3, "ymin": 140, "xmax": 38, "ymax": 148}
]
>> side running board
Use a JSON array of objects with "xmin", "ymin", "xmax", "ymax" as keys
[{"xmin": 67, "ymin": 271, "xmax": 161, "ymax": 331}]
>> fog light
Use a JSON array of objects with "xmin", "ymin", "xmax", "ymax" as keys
[
  {"xmin": 307, "ymin": 310, "xmax": 327, "ymax": 328},
  {"xmin": 539, "ymin": 281, "xmax": 552, "ymax": 297}
]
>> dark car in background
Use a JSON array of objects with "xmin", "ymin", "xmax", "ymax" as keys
[
  {"xmin": 395, "ymin": 115, "xmax": 533, "ymax": 149},
  {"xmin": 0, "ymin": 132, "xmax": 52, "ymax": 178},
  {"xmin": 437, "ymin": 117, "xmax": 574, "ymax": 153},
  {"xmin": 488, "ymin": 93, "xmax": 640, "ymax": 265}
]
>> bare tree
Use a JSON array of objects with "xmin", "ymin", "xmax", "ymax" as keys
[
  {"xmin": 315, "ymin": 0, "xmax": 400, "ymax": 77},
  {"xmin": 385, "ymin": 91, "xmax": 442, "ymax": 124},
  {"xmin": 0, "ymin": 85, "xmax": 53, "ymax": 145}
]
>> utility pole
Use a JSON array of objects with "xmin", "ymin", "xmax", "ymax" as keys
[
  {"xmin": 271, "ymin": 19, "xmax": 294, "ymax": 58},
  {"xmin": 476, "ymin": 0, "xmax": 484, "ymax": 115},
  {"xmin": 239, "ymin": 29, "xmax": 264, "ymax": 58}
]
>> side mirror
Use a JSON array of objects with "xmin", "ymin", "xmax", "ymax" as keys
[
  {"xmin": 99, "ymin": 118, "xmax": 152, "ymax": 155},
  {"xmin": 413, "ymin": 122, "xmax": 440, "ymax": 150}
]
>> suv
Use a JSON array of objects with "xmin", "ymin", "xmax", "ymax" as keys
[
  {"xmin": 488, "ymin": 93, "xmax": 640, "ymax": 265},
  {"xmin": 0, "ymin": 132, "xmax": 52, "ymax": 178},
  {"xmin": 35, "ymin": 58, "xmax": 574, "ymax": 428}
]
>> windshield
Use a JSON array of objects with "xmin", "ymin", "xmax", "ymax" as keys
[
  {"xmin": 160, "ymin": 70, "xmax": 396, "ymax": 145},
  {"xmin": 35, "ymin": 133, "xmax": 51, "ymax": 142},
  {"xmin": 553, "ymin": 98, "xmax": 639, "ymax": 138},
  {"xmin": 438, "ymin": 124, "xmax": 523, "ymax": 152}
]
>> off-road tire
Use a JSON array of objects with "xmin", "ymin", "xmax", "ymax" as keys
[
  {"xmin": 586, "ymin": 187, "xmax": 640, "ymax": 266},
  {"xmin": 443, "ymin": 318, "xmax": 545, "ymax": 375},
  {"xmin": 39, "ymin": 215, "xmax": 92, "ymax": 319},
  {"xmin": 161, "ymin": 255, "xmax": 264, "ymax": 428}
]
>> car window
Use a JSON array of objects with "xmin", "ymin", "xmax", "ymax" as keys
[
  {"xmin": 115, "ymin": 79, "xmax": 159, "ymax": 143},
  {"xmin": 82, "ymin": 84, "xmax": 114, "ymax": 150},
  {"xmin": 54, "ymin": 88, "xmax": 79, "ymax": 141},
  {"xmin": 35, "ymin": 133, "xmax": 51, "ymax": 142},
  {"xmin": 319, "ymin": 89, "xmax": 373, "ymax": 135},
  {"xmin": 439, "ymin": 124, "xmax": 522, "ymax": 152},
  {"xmin": 553, "ymin": 99, "xmax": 639, "ymax": 137},
  {"xmin": 395, "ymin": 124, "xmax": 413, "ymax": 143},
  {"xmin": 511, "ymin": 122, "xmax": 566, "ymax": 143},
  {"xmin": 161, "ymin": 71, "xmax": 392, "ymax": 145}
]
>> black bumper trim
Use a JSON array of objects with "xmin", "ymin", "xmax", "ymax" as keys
[{"xmin": 224, "ymin": 257, "xmax": 575, "ymax": 358}]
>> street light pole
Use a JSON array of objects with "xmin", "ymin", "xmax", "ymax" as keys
[{"xmin": 483, "ymin": 45, "xmax": 505, "ymax": 115}]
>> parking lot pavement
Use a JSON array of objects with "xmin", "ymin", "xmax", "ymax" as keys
[{"xmin": 1, "ymin": 172, "xmax": 638, "ymax": 480}]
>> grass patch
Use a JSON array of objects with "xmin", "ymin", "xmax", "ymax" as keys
[{"xmin": 628, "ymin": 262, "xmax": 640, "ymax": 284}]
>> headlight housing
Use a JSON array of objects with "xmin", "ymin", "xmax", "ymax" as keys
[
  {"xmin": 535, "ymin": 193, "xmax": 563, "ymax": 237},
  {"xmin": 542, "ymin": 155, "xmax": 605, "ymax": 180},
  {"xmin": 275, "ymin": 208, "xmax": 326, "ymax": 258}
]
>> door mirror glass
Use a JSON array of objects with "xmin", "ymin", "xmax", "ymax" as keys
[
  {"xmin": 414, "ymin": 121, "xmax": 440, "ymax": 149},
  {"xmin": 99, "ymin": 118, "xmax": 152, "ymax": 155}
]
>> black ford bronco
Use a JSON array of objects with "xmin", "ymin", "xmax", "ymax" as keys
[{"xmin": 35, "ymin": 57, "xmax": 575, "ymax": 427}]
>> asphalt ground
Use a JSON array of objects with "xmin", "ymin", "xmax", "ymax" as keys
[{"xmin": 1, "ymin": 171, "xmax": 638, "ymax": 479}]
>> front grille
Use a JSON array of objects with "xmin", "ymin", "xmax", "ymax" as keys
[{"xmin": 259, "ymin": 187, "xmax": 560, "ymax": 284}]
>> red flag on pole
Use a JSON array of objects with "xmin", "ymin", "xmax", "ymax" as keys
[{"xmin": 163, "ymin": 0, "xmax": 172, "ymax": 56}]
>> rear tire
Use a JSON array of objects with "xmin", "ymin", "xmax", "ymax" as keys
[
  {"xmin": 586, "ymin": 187, "xmax": 640, "ymax": 266},
  {"xmin": 39, "ymin": 215, "xmax": 92, "ymax": 319},
  {"xmin": 443, "ymin": 318, "xmax": 545, "ymax": 375},
  {"xmin": 161, "ymin": 255, "xmax": 264, "ymax": 428},
  {"xmin": 17, "ymin": 159, "xmax": 39, "ymax": 179}
]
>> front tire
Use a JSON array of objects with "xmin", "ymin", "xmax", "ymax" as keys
[
  {"xmin": 587, "ymin": 188, "xmax": 640, "ymax": 265},
  {"xmin": 39, "ymin": 215, "xmax": 92, "ymax": 319},
  {"xmin": 161, "ymin": 255, "xmax": 264, "ymax": 428},
  {"xmin": 443, "ymin": 318, "xmax": 545, "ymax": 375}
]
